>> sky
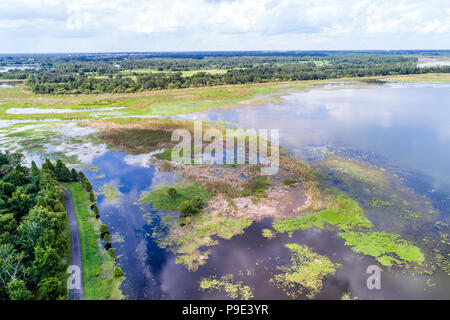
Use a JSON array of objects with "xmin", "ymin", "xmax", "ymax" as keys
[{"xmin": 0, "ymin": 0, "xmax": 449, "ymax": 53}]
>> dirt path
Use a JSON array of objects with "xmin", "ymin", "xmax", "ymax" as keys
[{"xmin": 65, "ymin": 188, "xmax": 84, "ymax": 300}]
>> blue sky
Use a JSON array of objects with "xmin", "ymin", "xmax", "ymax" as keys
[{"xmin": 0, "ymin": 0, "xmax": 449, "ymax": 53}]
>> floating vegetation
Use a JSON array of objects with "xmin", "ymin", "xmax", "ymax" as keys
[
  {"xmin": 434, "ymin": 253, "xmax": 450, "ymax": 276},
  {"xmin": 403, "ymin": 210, "xmax": 421, "ymax": 221},
  {"xmin": 317, "ymin": 156, "xmax": 389, "ymax": 188},
  {"xmin": 262, "ymin": 228, "xmax": 276, "ymax": 239},
  {"xmin": 338, "ymin": 231, "xmax": 425, "ymax": 267},
  {"xmin": 199, "ymin": 274, "xmax": 254, "ymax": 300},
  {"xmin": 370, "ymin": 198, "xmax": 393, "ymax": 208},
  {"xmin": 96, "ymin": 174, "xmax": 106, "ymax": 179},
  {"xmin": 271, "ymin": 244, "xmax": 341, "ymax": 299},
  {"xmin": 98, "ymin": 185, "xmax": 121, "ymax": 203},
  {"xmin": 152, "ymin": 210, "xmax": 252, "ymax": 271},
  {"xmin": 340, "ymin": 292, "xmax": 359, "ymax": 300},
  {"xmin": 434, "ymin": 221, "xmax": 448, "ymax": 230},
  {"xmin": 85, "ymin": 165, "xmax": 99, "ymax": 172},
  {"xmin": 272, "ymin": 191, "xmax": 373, "ymax": 233}
]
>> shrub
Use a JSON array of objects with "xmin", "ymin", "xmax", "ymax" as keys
[
  {"xmin": 113, "ymin": 267, "xmax": 124, "ymax": 278},
  {"xmin": 191, "ymin": 195, "xmax": 204, "ymax": 211},
  {"xmin": 108, "ymin": 248, "xmax": 116, "ymax": 257},
  {"xmin": 103, "ymin": 233, "xmax": 111, "ymax": 244},
  {"xmin": 167, "ymin": 187, "xmax": 178, "ymax": 199},
  {"xmin": 99, "ymin": 224, "xmax": 109, "ymax": 237},
  {"xmin": 179, "ymin": 201, "xmax": 196, "ymax": 216}
]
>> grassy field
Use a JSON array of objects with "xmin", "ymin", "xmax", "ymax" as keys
[
  {"xmin": 64, "ymin": 182, "xmax": 123, "ymax": 300},
  {"xmin": 119, "ymin": 68, "xmax": 229, "ymax": 77},
  {"xmin": 0, "ymin": 73, "xmax": 449, "ymax": 120},
  {"xmin": 380, "ymin": 73, "xmax": 450, "ymax": 82}
]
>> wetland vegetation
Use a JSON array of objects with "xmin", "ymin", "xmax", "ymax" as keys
[{"xmin": 0, "ymin": 51, "xmax": 449, "ymax": 300}]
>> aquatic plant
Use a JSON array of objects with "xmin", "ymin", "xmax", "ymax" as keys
[
  {"xmin": 272, "ymin": 192, "xmax": 373, "ymax": 233},
  {"xmin": 261, "ymin": 228, "xmax": 276, "ymax": 239},
  {"xmin": 154, "ymin": 211, "xmax": 251, "ymax": 271},
  {"xmin": 200, "ymin": 274, "xmax": 254, "ymax": 300},
  {"xmin": 370, "ymin": 198, "xmax": 393, "ymax": 208},
  {"xmin": 271, "ymin": 244, "xmax": 341, "ymax": 299},
  {"xmin": 338, "ymin": 231, "xmax": 425, "ymax": 267},
  {"xmin": 98, "ymin": 185, "xmax": 121, "ymax": 203},
  {"xmin": 340, "ymin": 292, "xmax": 359, "ymax": 300}
]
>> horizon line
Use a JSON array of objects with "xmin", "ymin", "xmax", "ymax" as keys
[{"xmin": 1, "ymin": 49, "xmax": 450, "ymax": 55}]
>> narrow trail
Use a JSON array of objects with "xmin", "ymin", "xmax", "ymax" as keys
[{"xmin": 65, "ymin": 188, "xmax": 84, "ymax": 300}]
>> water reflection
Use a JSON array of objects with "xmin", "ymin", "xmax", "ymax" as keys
[
  {"xmin": 178, "ymin": 83, "xmax": 450, "ymax": 192},
  {"xmin": 76, "ymin": 82, "xmax": 449, "ymax": 299}
]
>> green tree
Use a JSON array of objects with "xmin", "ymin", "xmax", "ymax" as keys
[
  {"xmin": 38, "ymin": 277, "xmax": 64, "ymax": 300},
  {"xmin": 7, "ymin": 279, "xmax": 33, "ymax": 300},
  {"xmin": 30, "ymin": 161, "xmax": 40, "ymax": 184},
  {"xmin": 191, "ymin": 195, "xmax": 204, "ymax": 211},
  {"xmin": 103, "ymin": 233, "xmax": 111, "ymax": 244},
  {"xmin": 0, "ymin": 212, "xmax": 17, "ymax": 242},
  {"xmin": 42, "ymin": 159, "xmax": 54, "ymax": 173},
  {"xmin": 54, "ymin": 160, "xmax": 67, "ymax": 181},
  {"xmin": 167, "ymin": 188, "xmax": 178, "ymax": 199},
  {"xmin": 0, "ymin": 244, "xmax": 25, "ymax": 287},
  {"xmin": 82, "ymin": 179, "xmax": 93, "ymax": 192},
  {"xmin": 4, "ymin": 170, "xmax": 26, "ymax": 186},
  {"xmin": 107, "ymin": 248, "xmax": 116, "ymax": 257},
  {"xmin": 77, "ymin": 171, "xmax": 86, "ymax": 183},
  {"xmin": 31, "ymin": 246, "xmax": 61, "ymax": 282},
  {"xmin": 92, "ymin": 204, "xmax": 99, "ymax": 218},
  {"xmin": 7, "ymin": 188, "xmax": 33, "ymax": 220},
  {"xmin": 179, "ymin": 201, "xmax": 195, "ymax": 216},
  {"xmin": 0, "ymin": 181, "xmax": 15, "ymax": 197},
  {"xmin": 70, "ymin": 168, "xmax": 78, "ymax": 182},
  {"xmin": 99, "ymin": 224, "xmax": 109, "ymax": 237}
]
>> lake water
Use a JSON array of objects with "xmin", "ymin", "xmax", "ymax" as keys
[
  {"xmin": 0, "ymin": 82, "xmax": 19, "ymax": 88},
  {"xmin": 417, "ymin": 58, "xmax": 450, "ymax": 68},
  {"xmin": 76, "ymin": 82, "xmax": 449, "ymax": 300}
]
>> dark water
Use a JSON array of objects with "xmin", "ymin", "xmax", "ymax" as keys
[{"xmin": 81, "ymin": 82, "xmax": 449, "ymax": 299}]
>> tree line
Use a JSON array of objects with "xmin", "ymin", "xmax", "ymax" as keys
[
  {"xmin": 1, "ymin": 53, "xmax": 449, "ymax": 94},
  {"xmin": 0, "ymin": 152, "xmax": 92, "ymax": 300}
]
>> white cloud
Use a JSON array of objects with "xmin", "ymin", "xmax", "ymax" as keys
[{"xmin": 0, "ymin": 0, "xmax": 448, "ymax": 52}]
